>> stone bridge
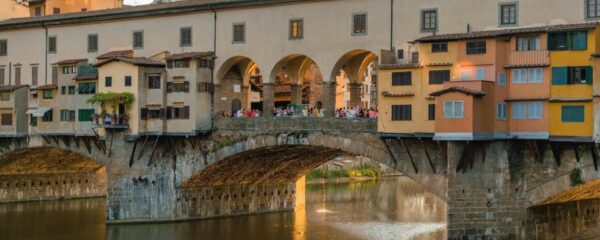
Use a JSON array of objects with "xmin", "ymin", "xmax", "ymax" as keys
[{"xmin": 0, "ymin": 117, "xmax": 598, "ymax": 239}]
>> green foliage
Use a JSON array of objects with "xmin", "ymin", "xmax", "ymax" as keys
[
  {"xmin": 87, "ymin": 92, "xmax": 134, "ymax": 114},
  {"xmin": 348, "ymin": 165, "xmax": 381, "ymax": 178},
  {"xmin": 570, "ymin": 168, "xmax": 584, "ymax": 187},
  {"xmin": 306, "ymin": 165, "xmax": 381, "ymax": 180}
]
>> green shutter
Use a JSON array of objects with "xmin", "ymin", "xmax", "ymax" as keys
[
  {"xmin": 78, "ymin": 109, "xmax": 94, "ymax": 122},
  {"xmin": 571, "ymin": 32, "xmax": 588, "ymax": 50},
  {"xmin": 548, "ymin": 33, "xmax": 555, "ymax": 50},
  {"xmin": 586, "ymin": 66, "xmax": 593, "ymax": 84},
  {"xmin": 561, "ymin": 105, "xmax": 585, "ymax": 122},
  {"xmin": 552, "ymin": 67, "xmax": 568, "ymax": 85}
]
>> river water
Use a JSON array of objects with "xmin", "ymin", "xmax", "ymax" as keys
[{"xmin": 0, "ymin": 177, "xmax": 446, "ymax": 240}]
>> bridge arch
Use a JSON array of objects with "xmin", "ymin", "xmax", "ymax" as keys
[{"xmin": 215, "ymin": 56, "xmax": 263, "ymax": 114}]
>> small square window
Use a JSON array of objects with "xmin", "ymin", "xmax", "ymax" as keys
[
  {"xmin": 53, "ymin": 7, "xmax": 60, "ymax": 14},
  {"xmin": 148, "ymin": 76, "xmax": 161, "ymax": 89},
  {"xmin": 289, "ymin": 19, "xmax": 304, "ymax": 39},
  {"xmin": 105, "ymin": 76, "xmax": 112, "ymax": 87},
  {"xmin": 133, "ymin": 31, "xmax": 144, "ymax": 49},
  {"xmin": 421, "ymin": 9, "xmax": 438, "ymax": 32},
  {"xmin": 431, "ymin": 42, "xmax": 448, "ymax": 53},
  {"xmin": 587, "ymin": 0, "xmax": 600, "ymax": 19},
  {"xmin": 0, "ymin": 92, "xmax": 9, "ymax": 101},
  {"xmin": 466, "ymin": 41, "xmax": 487, "ymax": 55},
  {"xmin": 499, "ymin": 3, "xmax": 518, "ymax": 26},
  {"xmin": 124, "ymin": 76, "xmax": 132, "ymax": 87},
  {"xmin": 1, "ymin": 113, "xmax": 11, "ymax": 126},
  {"xmin": 352, "ymin": 13, "xmax": 367, "ymax": 35},
  {"xmin": 397, "ymin": 49, "xmax": 404, "ymax": 59},
  {"xmin": 233, "ymin": 23, "xmax": 246, "ymax": 43},
  {"xmin": 43, "ymin": 90, "xmax": 53, "ymax": 99}
]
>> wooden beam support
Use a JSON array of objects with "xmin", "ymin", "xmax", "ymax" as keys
[
  {"xmin": 137, "ymin": 136, "xmax": 150, "ymax": 161},
  {"xmin": 399, "ymin": 138, "xmax": 418, "ymax": 174},
  {"xmin": 550, "ymin": 143, "xmax": 562, "ymax": 166},
  {"xmin": 573, "ymin": 143, "xmax": 580, "ymax": 163},
  {"xmin": 456, "ymin": 141, "xmax": 470, "ymax": 173},
  {"xmin": 41, "ymin": 135, "xmax": 51, "ymax": 145},
  {"xmin": 83, "ymin": 137, "xmax": 92, "ymax": 154},
  {"xmin": 61, "ymin": 136, "xmax": 70, "ymax": 148},
  {"xmin": 147, "ymin": 136, "xmax": 161, "ymax": 166},
  {"xmin": 73, "ymin": 136, "xmax": 80, "ymax": 149},
  {"xmin": 382, "ymin": 139, "xmax": 398, "ymax": 169},
  {"xmin": 128, "ymin": 140, "xmax": 138, "ymax": 168},
  {"xmin": 421, "ymin": 140, "xmax": 436, "ymax": 174},
  {"xmin": 591, "ymin": 144, "xmax": 599, "ymax": 171},
  {"xmin": 51, "ymin": 136, "xmax": 59, "ymax": 145}
]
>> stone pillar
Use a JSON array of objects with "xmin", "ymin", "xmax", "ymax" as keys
[
  {"xmin": 262, "ymin": 83, "xmax": 275, "ymax": 116},
  {"xmin": 242, "ymin": 86, "xmax": 250, "ymax": 110},
  {"xmin": 321, "ymin": 81, "xmax": 336, "ymax": 117},
  {"xmin": 290, "ymin": 84, "xmax": 302, "ymax": 105},
  {"xmin": 348, "ymin": 82, "xmax": 362, "ymax": 107}
]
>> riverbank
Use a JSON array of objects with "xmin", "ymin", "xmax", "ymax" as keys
[{"xmin": 305, "ymin": 165, "xmax": 399, "ymax": 184}]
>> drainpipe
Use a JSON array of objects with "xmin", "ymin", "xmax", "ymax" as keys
[
  {"xmin": 390, "ymin": 0, "xmax": 394, "ymax": 51},
  {"xmin": 210, "ymin": 5, "xmax": 217, "ymax": 131}
]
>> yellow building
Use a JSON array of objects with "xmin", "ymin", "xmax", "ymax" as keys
[
  {"xmin": 27, "ymin": 0, "xmax": 123, "ymax": 17},
  {"xmin": 0, "ymin": 0, "xmax": 30, "ymax": 20},
  {"xmin": 549, "ymin": 24, "xmax": 598, "ymax": 141}
]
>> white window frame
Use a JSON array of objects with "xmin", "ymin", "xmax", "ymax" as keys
[
  {"xmin": 512, "ymin": 68, "xmax": 543, "ymax": 84},
  {"xmin": 444, "ymin": 101, "xmax": 464, "ymax": 119},
  {"xmin": 496, "ymin": 103, "xmax": 507, "ymax": 120},
  {"xmin": 512, "ymin": 101, "xmax": 543, "ymax": 120},
  {"xmin": 498, "ymin": 72, "xmax": 506, "ymax": 86},
  {"xmin": 475, "ymin": 68, "xmax": 486, "ymax": 80},
  {"xmin": 460, "ymin": 70, "xmax": 471, "ymax": 81}
]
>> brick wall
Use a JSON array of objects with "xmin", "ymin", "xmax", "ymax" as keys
[{"xmin": 527, "ymin": 199, "xmax": 600, "ymax": 239}]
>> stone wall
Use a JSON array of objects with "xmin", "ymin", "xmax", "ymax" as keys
[
  {"xmin": 0, "ymin": 168, "xmax": 106, "ymax": 202},
  {"xmin": 527, "ymin": 199, "xmax": 600, "ymax": 239},
  {"xmin": 215, "ymin": 117, "xmax": 377, "ymax": 133}
]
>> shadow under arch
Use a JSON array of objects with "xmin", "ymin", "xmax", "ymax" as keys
[
  {"xmin": 268, "ymin": 54, "xmax": 326, "ymax": 109},
  {"xmin": 215, "ymin": 56, "xmax": 263, "ymax": 115}
]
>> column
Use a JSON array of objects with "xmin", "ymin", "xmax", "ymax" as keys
[
  {"xmin": 321, "ymin": 81, "xmax": 336, "ymax": 117},
  {"xmin": 348, "ymin": 82, "xmax": 362, "ymax": 107},
  {"xmin": 262, "ymin": 83, "xmax": 275, "ymax": 116},
  {"xmin": 290, "ymin": 84, "xmax": 302, "ymax": 105}
]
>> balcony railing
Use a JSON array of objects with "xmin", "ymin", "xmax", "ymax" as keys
[
  {"xmin": 93, "ymin": 114, "xmax": 129, "ymax": 129},
  {"xmin": 507, "ymin": 50, "xmax": 550, "ymax": 67},
  {"xmin": 75, "ymin": 65, "xmax": 99, "ymax": 80}
]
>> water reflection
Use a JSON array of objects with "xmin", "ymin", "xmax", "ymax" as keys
[{"xmin": 0, "ymin": 177, "xmax": 446, "ymax": 240}]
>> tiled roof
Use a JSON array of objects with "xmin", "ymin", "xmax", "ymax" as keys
[
  {"xmin": 97, "ymin": 50, "xmax": 134, "ymax": 59},
  {"xmin": 32, "ymin": 84, "xmax": 58, "ymax": 90},
  {"xmin": 95, "ymin": 57, "xmax": 165, "ymax": 67},
  {"xmin": 0, "ymin": 0, "xmax": 307, "ymax": 30},
  {"xmin": 0, "ymin": 85, "xmax": 28, "ymax": 92},
  {"xmin": 53, "ymin": 58, "xmax": 88, "ymax": 65},
  {"xmin": 378, "ymin": 63, "xmax": 421, "ymax": 70},
  {"xmin": 504, "ymin": 63, "xmax": 550, "ymax": 68},
  {"xmin": 535, "ymin": 179, "xmax": 600, "ymax": 206},
  {"xmin": 165, "ymin": 51, "xmax": 214, "ymax": 60},
  {"xmin": 382, "ymin": 92, "xmax": 415, "ymax": 97},
  {"xmin": 416, "ymin": 23, "xmax": 598, "ymax": 42},
  {"xmin": 429, "ymin": 86, "xmax": 486, "ymax": 97}
]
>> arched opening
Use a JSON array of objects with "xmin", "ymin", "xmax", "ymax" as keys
[
  {"xmin": 268, "ymin": 54, "xmax": 324, "ymax": 115},
  {"xmin": 215, "ymin": 56, "xmax": 263, "ymax": 116},
  {"xmin": 327, "ymin": 49, "xmax": 379, "ymax": 116}
]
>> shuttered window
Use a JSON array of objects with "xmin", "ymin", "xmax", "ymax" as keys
[
  {"xmin": 233, "ymin": 23, "xmax": 246, "ymax": 43},
  {"xmin": 552, "ymin": 67, "xmax": 592, "ymax": 85},
  {"xmin": 31, "ymin": 66, "xmax": 38, "ymax": 86},
  {"xmin": 428, "ymin": 104, "xmax": 435, "ymax": 121},
  {"xmin": 1, "ymin": 113, "xmax": 11, "ymax": 126},
  {"xmin": 496, "ymin": 103, "xmax": 507, "ymax": 120},
  {"xmin": 170, "ymin": 106, "xmax": 190, "ymax": 119},
  {"xmin": 443, "ymin": 101, "xmax": 464, "ymax": 119},
  {"xmin": 14, "ymin": 67, "xmax": 20, "ymax": 85},
  {"xmin": 78, "ymin": 109, "xmax": 94, "ymax": 122},
  {"xmin": 52, "ymin": 66, "xmax": 58, "ymax": 84},
  {"xmin": 561, "ymin": 105, "xmax": 585, "ymax": 122},
  {"xmin": 429, "ymin": 70, "xmax": 450, "ymax": 85},
  {"xmin": 148, "ymin": 76, "xmax": 161, "ymax": 89},
  {"xmin": 352, "ymin": 13, "xmax": 367, "ymax": 34},
  {"xmin": 48, "ymin": 36, "xmax": 57, "ymax": 53},
  {"xmin": 548, "ymin": 32, "xmax": 587, "ymax": 51},
  {"xmin": 60, "ymin": 110, "xmax": 76, "ymax": 121},
  {"xmin": 466, "ymin": 41, "xmax": 486, "ymax": 55},
  {"xmin": 391, "ymin": 72, "xmax": 411, "ymax": 86},
  {"xmin": 180, "ymin": 27, "xmax": 192, "ymax": 47},
  {"xmin": 88, "ymin": 34, "xmax": 98, "ymax": 53},
  {"xmin": 0, "ymin": 39, "xmax": 6, "ymax": 56},
  {"xmin": 391, "ymin": 105, "xmax": 411, "ymax": 121},
  {"xmin": 133, "ymin": 31, "xmax": 144, "ymax": 49},
  {"xmin": 0, "ymin": 68, "xmax": 5, "ymax": 86}
]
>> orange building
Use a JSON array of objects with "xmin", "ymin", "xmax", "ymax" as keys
[{"xmin": 27, "ymin": 0, "xmax": 123, "ymax": 17}]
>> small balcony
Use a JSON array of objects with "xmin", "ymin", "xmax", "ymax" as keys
[
  {"xmin": 93, "ymin": 114, "xmax": 129, "ymax": 129},
  {"xmin": 507, "ymin": 50, "xmax": 550, "ymax": 67},
  {"xmin": 74, "ymin": 65, "xmax": 99, "ymax": 81}
]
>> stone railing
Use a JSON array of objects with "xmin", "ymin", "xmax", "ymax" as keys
[{"xmin": 215, "ymin": 116, "xmax": 377, "ymax": 133}]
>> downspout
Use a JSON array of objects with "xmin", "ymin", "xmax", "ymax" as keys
[
  {"xmin": 390, "ymin": 0, "xmax": 394, "ymax": 51},
  {"xmin": 210, "ymin": 5, "xmax": 217, "ymax": 131}
]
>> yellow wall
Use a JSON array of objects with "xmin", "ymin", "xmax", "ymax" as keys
[
  {"xmin": 549, "ymin": 102, "xmax": 593, "ymax": 137},
  {"xmin": 418, "ymin": 41, "xmax": 458, "ymax": 66},
  {"xmin": 97, "ymin": 61, "xmax": 140, "ymax": 136},
  {"xmin": 550, "ymin": 29, "xmax": 598, "ymax": 67},
  {"xmin": 0, "ymin": 0, "xmax": 29, "ymax": 20}
]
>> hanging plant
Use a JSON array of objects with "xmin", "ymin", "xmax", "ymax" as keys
[{"xmin": 87, "ymin": 92, "xmax": 135, "ymax": 114}]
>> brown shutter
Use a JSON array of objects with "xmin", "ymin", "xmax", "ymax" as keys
[
  {"xmin": 167, "ymin": 61, "xmax": 173, "ymax": 69},
  {"xmin": 166, "ymin": 82, "xmax": 173, "ymax": 93},
  {"xmin": 207, "ymin": 83, "xmax": 214, "ymax": 94},
  {"xmin": 160, "ymin": 108, "xmax": 166, "ymax": 119},
  {"xmin": 183, "ymin": 81, "xmax": 190, "ymax": 92},
  {"xmin": 140, "ymin": 108, "xmax": 148, "ymax": 120},
  {"xmin": 183, "ymin": 106, "xmax": 190, "ymax": 119},
  {"xmin": 52, "ymin": 66, "xmax": 58, "ymax": 85},
  {"xmin": 166, "ymin": 106, "xmax": 173, "ymax": 119}
]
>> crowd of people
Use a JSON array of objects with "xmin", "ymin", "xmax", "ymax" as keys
[{"xmin": 218, "ymin": 105, "xmax": 378, "ymax": 119}]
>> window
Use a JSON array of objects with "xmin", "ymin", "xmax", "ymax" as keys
[
  {"xmin": 30, "ymin": 115, "xmax": 37, "ymax": 126},
  {"xmin": 147, "ymin": 109, "xmax": 162, "ymax": 119},
  {"xmin": 587, "ymin": 0, "xmax": 600, "ymax": 19},
  {"xmin": 496, "ymin": 103, "xmax": 507, "ymax": 120},
  {"xmin": 81, "ymin": 8, "xmax": 87, "ymax": 12},
  {"xmin": 78, "ymin": 109, "xmax": 94, "ymax": 122},
  {"xmin": 35, "ymin": 7, "xmax": 42, "ymax": 16},
  {"xmin": 61, "ymin": 86, "xmax": 66, "ymax": 95},
  {"xmin": 552, "ymin": 67, "xmax": 593, "ymax": 85},
  {"xmin": 498, "ymin": 72, "xmax": 506, "ymax": 86},
  {"xmin": 431, "ymin": 42, "xmax": 448, "ymax": 52},
  {"xmin": 421, "ymin": 9, "xmax": 437, "ymax": 32},
  {"xmin": 512, "ymin": 102, "xmax": 543, "ymax": 119},
  {"xmin": 42, "ymin": 110, "xmax": 53, "ymax": 122},
  {"xmin": 148, "ymin": 76, "xmax": 161, "ymax": 89},
  {"xmin": 475, "ymin": 68, "xmax": 485, "ymax": 80},
  {"xmin": 499, "ymin": 3, "xmax": 517, "ymax": 26},
  {"xmin": 88, "ymin": 34, "xmax": 98, "ymax": 53},
  {"xmin": 429, "ymin": 70, "xmax": 450, "ymax": 85},
  {"xmin": 52, "ymin": 66, "xmax": 58, "ymax": 84},
  {"xmin": 43, "ymin": 90, "xmax": 53, "ymax": 99},
  {"xmin": 133, "ymin": 31, "xmax": 144, "ymax": 49},
  {"xmin": 14, "ymin": 67, "xmax": 20, "ymax": 85},
  {"xmin": 78, "ymin": 82, "xmax": 96, "ymax": 94},
  {"xmin": 31, "ymin": 66, "xmax": 38, "ymax": 86},
  {"xmin": 173, "ymin": 82, "xmax": 188, "ymax": 92},
  {"xmin": 512, "ymin": 68, "xmax": 543, "ymax": 83},
  {"xmin": 352, "ymin": 13, "xmax": 367, "ymax": 34},
  {"xmin": 548, "ymin": 32, "xmax": 587, "ymax": 51},
  {"xmin": 289, "ymin": 19, "xmax": 303, "ymax": 39},
  {"xmin": 198, "ymin": 59, "xmax": 211, "ymax": 68},
  {"xmin": 170, "ymin": 106, "xmax": 190, "ymax": 119},
  {"xmin": 466, "ymin": 41, "xmax": 486, "ymax": 55},
  {"xmin": 124, "ymin": 76, "xmax": 132, "ymax": 87},
  {"xmin": 0, "ymin": 93, "xmax": 9, "ymax": 101},
  {"xmin": 233, "ymin": 23, "xmax": 246, "ymax": 43},
  {"xmin": 460, "ymin": 70, "xmax": 470, "ymax": 81},
  {"xmin": 516, "ymin": 36, "xmax": 540, "ymax": 51},
  {"xmin": 443, "ymin": 101, "xmax": 464, "ymax": 119},
  {"xmin": 167, "ymin": 60, "xmax": 189, "ymax": 68},
  {"xmin": 1, "ymin": 113, "xmax": 11, "ymax": 126},
  {"xmin": 180, "ymin": 27, "xmax": 192, "ymax": 47},
  {"xmin": 428, "ymin": 104, "xmax": 435, "ymax": 121},
  {"xmin": 60, "ymin": 110, "xmax": 75, "ymax": 122},
  {"xmin": 561, "ymin": 105, "xmax": 585, "ymax": 122},
  {"xmin": 0, "ymin": 68, "xmax": 4, "ymax": 85},
  {"xmin": 53, "ymin": 7, "xmax": 60, "ymax": 14},
  {"xmin": 397, "ymin": 49, "xmax": 404, "ymax": 59},
  {"xmin": 105, "ymin": 77, "xmax": 112, "ymax": 87},
  {"xmin": 391, "ymin": 72, "xmax": 411, "ymax": 86},
  {"xmin": 48, "ymin": 36, "xmax": 56, "ymax": 53},
  {"xmin": 68, "ymin": 86, "xmax": 75, "ymax": 94},
  {"xmin": 0, "ymin": 39, "xmax": 6, "ymax": 56},
  {"xmin": 391, "ymin": 105, "xmax": 412, "ymax": 121},
  {"xmin": 62, "ymin": 66, "xmax": 77, "ymax": 74}
]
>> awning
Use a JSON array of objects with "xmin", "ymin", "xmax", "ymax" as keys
[{"xmin": 26, "ymin": 107, "xmax": 51, "ymax": 117}]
